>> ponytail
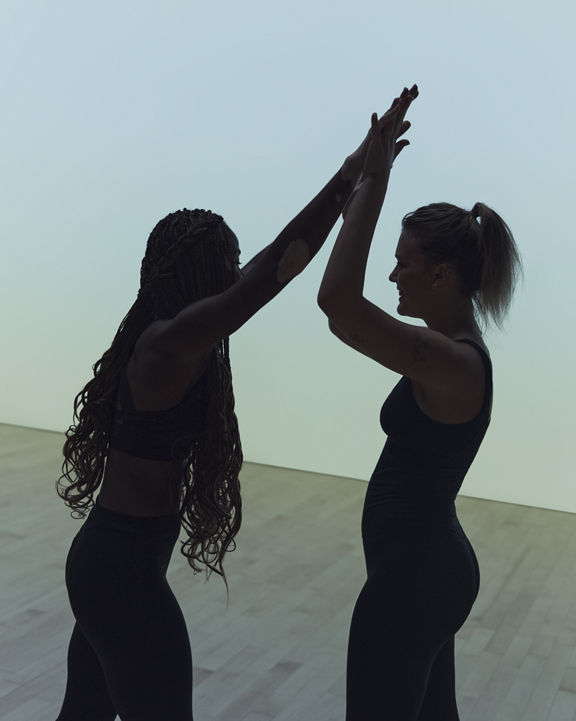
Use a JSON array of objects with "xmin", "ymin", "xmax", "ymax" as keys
[
  {"xmin": 402, "ymin": 202, "xmax": 522, "ymax": 329},
  {"xmin": 469, "ymin": 202, "xmax": 522, "ymax": 329}
]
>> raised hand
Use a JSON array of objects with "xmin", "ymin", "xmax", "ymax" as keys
[
  {"xmin": 362, "ymin": 85, "xmax": 418, "ymax": 178},
  {"xmin": 340, "ymin": 85, "xmax": 418, "ymax": 182},
  {"xmin": 341, "ymin": 86, "xmax": 418, "ymax": 218}
]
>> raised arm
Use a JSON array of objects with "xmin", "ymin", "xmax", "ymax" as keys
[
  {"xmin": 318, "ymin": 85, "xmax": 488, "ymax": 396},
  {"xmin": 317, "ymin": 86, "xmax": 482, "ymax": 393},
  {"xmin": 141, "ymin": 115, "xmax": 391, "ymax": 363},
  {"xmin": 319, "ymin": 86, "xmax": 417, "ymax": 309}
]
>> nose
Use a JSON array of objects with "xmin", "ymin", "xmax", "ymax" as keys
[{"xmin": 389, "ymin": 265, "xmax": 398, "ymax": 283}]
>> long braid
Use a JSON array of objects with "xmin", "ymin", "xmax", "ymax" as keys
[
  {"xmin": 58, "ymin": 209, "xmax": 244, "ymax": 583},
  {"xmin": 57, "ymin": 295, "xmax": 153, "ymax": 517}
]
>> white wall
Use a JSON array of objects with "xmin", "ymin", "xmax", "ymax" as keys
[{"xmin": 2, "ymin": 0, "xmax": 575, "ymax": 512}]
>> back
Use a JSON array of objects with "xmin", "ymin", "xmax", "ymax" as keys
[{"xmin": 109, "ymin": 365, "xmax": 209, "ymax": 461}]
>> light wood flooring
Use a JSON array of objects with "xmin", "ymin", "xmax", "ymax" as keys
[{"xmin": 1, "ymin": 423, "xmax": 576, "ymax": 720}]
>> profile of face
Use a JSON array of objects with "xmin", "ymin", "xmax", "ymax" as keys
[{"xmin": 388, "ymin": 230, "xmax": 438, "ymax": 319}]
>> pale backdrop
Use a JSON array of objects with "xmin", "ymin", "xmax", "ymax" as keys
[{"xmin": 1, "ymin": 0, "xmax": 574, "ymax": 512}]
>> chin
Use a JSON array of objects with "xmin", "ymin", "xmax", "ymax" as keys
[{"xmin": 397, "ymin": 302, "xmax": 418, "ymax": 320}]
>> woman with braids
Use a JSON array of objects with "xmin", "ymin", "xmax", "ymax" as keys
[
  {"xmin": 319, "ymin": 87, "xmax": 521, "ymax": 720},
  {"xmin": 54, "ymin": 95, "xmax": 414, "ymax": 721}
]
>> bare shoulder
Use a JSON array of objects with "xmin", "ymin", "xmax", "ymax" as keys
[{"xmin": 413, "ymin": 336, "xmax": 490, "ymax": 424}]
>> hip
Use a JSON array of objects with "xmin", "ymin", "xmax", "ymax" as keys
[
  {"xmin": 65, "ymin": 498, "xmax": 181, "ymax": 587},
  {"xmin": 360, "ymin": 514, "xmax": 480, "ymax": 601}
]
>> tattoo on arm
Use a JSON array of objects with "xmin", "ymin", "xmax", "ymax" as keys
[{"xmin": 413, "ymin": 337, "xmax": 430, "ymax": 363}]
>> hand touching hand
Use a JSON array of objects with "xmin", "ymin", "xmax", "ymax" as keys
[
  {"xmin": 362, "ymin": 85, "xmax": 418, "ymax": 179},
  {"xmin": 341, "ymin": 84, "xmax": 418, "ymax": 184}
]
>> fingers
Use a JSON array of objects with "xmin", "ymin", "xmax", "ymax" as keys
[
  {"xmin": 399, "ymin": 85, "xmax": 418, "ymax": 102},
  {"xmin": 397, "ymin": 120, "xmax": 411, "ymax": 138},
  {"xmin": 396, "ymin": 87, "xmax": 416, "ymax": 116},
  {"xmin": 378, "ymin": 85, "xmax": 418, "ymax": 126},
  {"xmin": 394, "ymin": 139, "xmax": 410, "ymax": 158},
  {"xmin": 369, "ymin": 84, "xmax": 417, "ymax": 161},
  {"xmin": 390, "ymin": 86, "xmax": 417, "ymax": 134}
]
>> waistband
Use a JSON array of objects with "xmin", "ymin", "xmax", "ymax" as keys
[{"xmin": 90, "ymin": 496, "xmax": 181, "ymax": 536}]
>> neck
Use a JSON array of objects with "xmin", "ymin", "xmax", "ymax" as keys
[{"xmin": 423, "ymin": 297, "xmax": 481, "ymax": 340}]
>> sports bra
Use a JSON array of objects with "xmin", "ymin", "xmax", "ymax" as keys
[{"xmin": 108, "ymin": 366, "xmax": 208, "ymax": 461}]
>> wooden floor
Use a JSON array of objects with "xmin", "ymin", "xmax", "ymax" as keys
[{"xmin": 1, "ymin": 424, "xmax": 576, "ymax": 721}]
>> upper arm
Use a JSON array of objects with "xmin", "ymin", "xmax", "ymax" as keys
[
  {"xmin": 328, "ymin": 320, "xmax": 367, "ymax": 354},
  {"xmin": 321, "ymin": 297, "xmax": 482, "ymax": 391},
  {"xmin": 141, "ymin": 250, "xmax": 290, "ymax": 361},
  {"xmin": 141, "ymin": 167, "xmax": 356, "ymax": 362}
]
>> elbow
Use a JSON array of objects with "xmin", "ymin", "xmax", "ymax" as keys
[
  {"xmin": 317, "ymin": 287, "xmax": 344, "ymax": 318},
  {"xmin": 317, "ymin": 291, "xmax": 352, "ymax": 331},
  {"xmin": 328, "ymin": 319, "xmax": 342, "ymax": 338},
  {"xmin": 317, "ymin": 289, "xmax": 331, "ymax": 315}
]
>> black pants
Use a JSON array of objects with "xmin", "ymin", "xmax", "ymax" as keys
[
  {"xmin": 346, "ymin": 514, "xmax": 480, "ymax": 721},
  {"xmin": 56, "ymin": 499, "xmax": 193, "ymax": 721}
]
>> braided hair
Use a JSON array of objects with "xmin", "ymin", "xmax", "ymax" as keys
[{"xmin": 57, "ymin": 209, "xmax": 243, "ymax": 583}]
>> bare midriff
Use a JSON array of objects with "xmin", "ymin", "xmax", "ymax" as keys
[{"xmin": 98, "ymin": 448, "xmax": 184, "ymax": 517}]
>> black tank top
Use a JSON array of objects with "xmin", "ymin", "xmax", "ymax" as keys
[
  {"xmin": 108, "ymin": 366, "xmax": 208, "ymax": 461},
  {"xmin": 362, "ymin": 339, "xmax": 493, "ymax": 532}
]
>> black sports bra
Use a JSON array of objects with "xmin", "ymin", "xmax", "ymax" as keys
[{"xmin": 108, "ymin": 366, "xmax": 207, "ymax": 461}]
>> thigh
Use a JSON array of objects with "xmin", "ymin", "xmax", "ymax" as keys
[
  {"xmin": 417, "ymin": 637, "xmax": 460, "ymax": 721},
  {"xmin": 91, "ymin": 576, "xmax": 194, "ymax": 721},
  {"xmin": 56, "ymin": 623, "xmax": 117, "ymax": 721},
  {"xmin": 66, "ymin": 519, "xmax": 193, "ymax": 721},
  {"xmin": 346, "ymin": 572, "xmax": 442, "ymax": 721}
]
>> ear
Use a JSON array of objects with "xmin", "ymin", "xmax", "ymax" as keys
[{"xmin": 430, "ymin": 263, "xmax": 452, "ymax": 288}]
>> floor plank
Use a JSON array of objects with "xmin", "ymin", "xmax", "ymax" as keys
[{"xmin": 1, "ymin": 423, "xmax": 575, "ymax": 720}]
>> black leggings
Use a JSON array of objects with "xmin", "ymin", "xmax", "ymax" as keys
[
  {"xmin": 346, "ymin": 515, "xmax": 480, "ymax": 721},
  {"xmin": 56, "ymin": 499, "xmax": 192, "ymax": 721}
]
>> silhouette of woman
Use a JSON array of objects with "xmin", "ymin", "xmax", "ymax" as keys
[
  {"xmin": 55, "ymin": 109, "xmax": 396, "ymax": 721},
  {"xmin": 319, "ymin": 85, "xmax": 521, "ymax": 720}
]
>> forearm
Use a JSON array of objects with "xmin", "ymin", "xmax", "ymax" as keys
[
  {"xmin": 263, "ymin": 168, "xmax": 355, "ymax": 270},
  {"xmin": 318, "ymin": 175, "xmax": 388, "ymax": 309},
  {"xmin": 237, "ymin": 166, "xmax": 356, "ymax": 297},
  {"xmin": 211, "ymin": 167, "xmax": 358, "ymax": 326}
]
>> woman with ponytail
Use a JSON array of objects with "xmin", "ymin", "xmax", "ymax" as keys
[
  {"xmin": 319, "ymin": 86, "xmax": 521, "ymax": 720},
  {"xmin": 54, "ymin": 107, "xmax": 397, "ymax": 721}
]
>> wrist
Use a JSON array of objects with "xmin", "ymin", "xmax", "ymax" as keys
[
  {"xmin": 359, "ymin": 173, "xmax": 388, "ymax": 191},
  {"xmin": 344, "ymin": 175, "xmax": 388, "ymax": 222},
  {"xmin": 334, "ymin": 166, "xmax": 356, "ymax": 206},
  {"xmin": 340, "ymin": 160, "xmax": 357, "ymax": 184}
]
